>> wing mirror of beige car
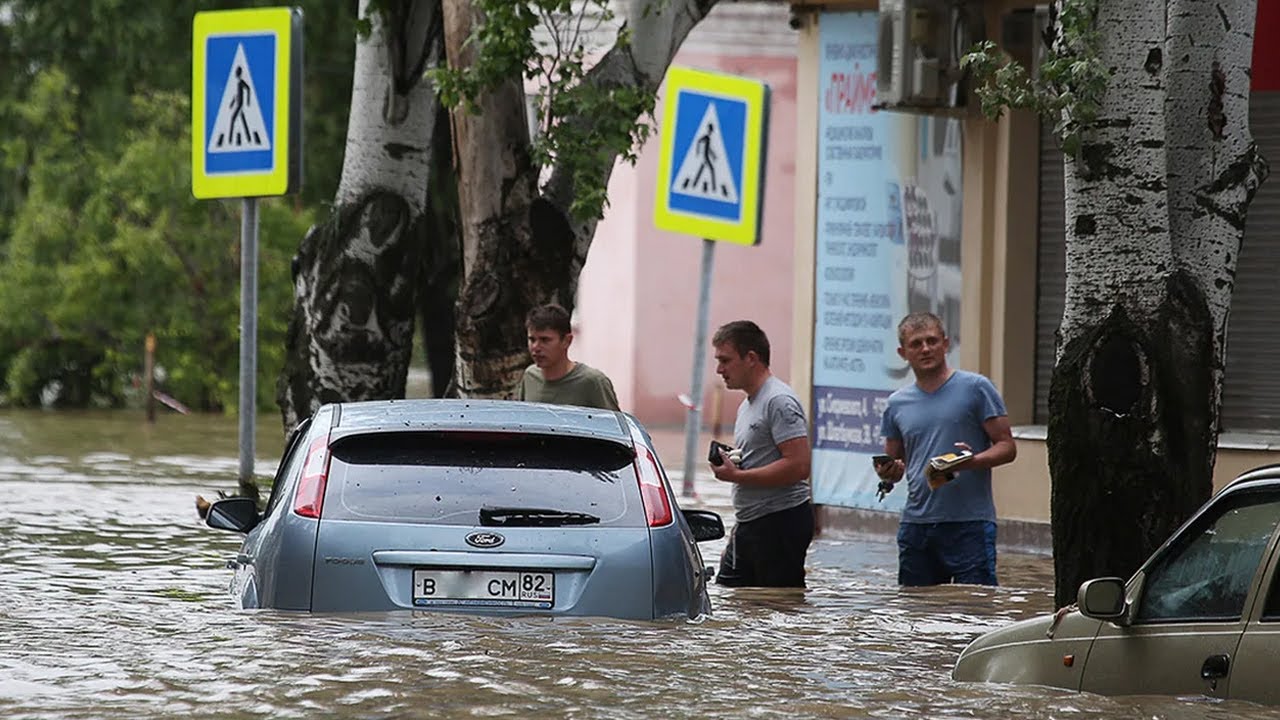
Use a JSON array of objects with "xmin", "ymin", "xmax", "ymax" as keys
[{"xmin": 1078, "ymin": 577, "xmax": 1128, "ymax": 621}]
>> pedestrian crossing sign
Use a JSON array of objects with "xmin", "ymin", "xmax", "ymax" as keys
[
  {"xmin": 654, "ymin": 67, "xmax": 769, "ymax": 246},
  {"xmin": 192, "ymin": 7, "xmax": 303, "ymax": 199}
]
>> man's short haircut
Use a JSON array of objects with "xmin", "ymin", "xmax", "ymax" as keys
[
  {"xmin": 526, "ymin": 303, "xmax": 572, "ymax": 336},
  {"xmin": 897, "ymin": 311, "xmax": 946, "ymax": 346},
  {"xmin": 713, "ymin": 320, "xmax": 771, "ymax": 367}
]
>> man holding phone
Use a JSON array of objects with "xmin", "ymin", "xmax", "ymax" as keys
[
  {"xmin": 709, "ymin": 320, "xmax": 813, "ymax": 588},
  {"xmin": 873, "ymin": 312, "xmax": 1017, "ymax": 586}
]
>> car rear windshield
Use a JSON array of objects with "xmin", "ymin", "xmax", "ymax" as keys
[{"xmin": 322, "ymin": 431, "xmax": 644, "ymax": 527}]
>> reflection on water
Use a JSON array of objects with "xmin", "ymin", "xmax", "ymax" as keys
[{"xmin": 0, "ymin": 410, "xmax": 1270, "ymax": 718}]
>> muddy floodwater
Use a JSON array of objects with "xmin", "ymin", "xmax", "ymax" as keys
[{"xmin": 0, "ymin": 410, "xmax": 1272, "ymax": 718}]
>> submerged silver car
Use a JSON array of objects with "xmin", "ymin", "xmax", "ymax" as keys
[
  {"xmin": 204, "ymin": 399, "xmax": 724, "ymax": 620},
  {"xmin": 953, "ymin": 464, "xmax": 1280, "ymax": 704}
]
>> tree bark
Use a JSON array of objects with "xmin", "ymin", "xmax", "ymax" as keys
[
  {"xmin": 444, "ymin": 0, "xmax": 720, "ymax": 398},
  {"xmin": 1047, "ymin": 0, "xmax": 1267, "ymax": 608},
  {"xmin": 278, "ymin": 0, "xmax": 445, "ymax": 431},
  {"xmin": 442, "ymin": 0, "xmax": 544, "ymax": 398},
  {"xmin": 419, "ymin": 101, "xmax": 461, "ymax": 397}
]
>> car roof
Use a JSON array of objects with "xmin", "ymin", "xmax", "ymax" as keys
[
  {"xmin": 1228, "ymin": 463, "xmax": 1280, "ymax": 488},
  {"xmin": 328, "ymin": 399, "xmax": 631, "ymax": 444}
]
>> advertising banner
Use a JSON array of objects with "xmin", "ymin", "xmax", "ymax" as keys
[{"xmin": 811, "ymin": 11, "xmax": 964, "ymax": 510}]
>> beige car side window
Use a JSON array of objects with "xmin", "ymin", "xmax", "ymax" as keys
[{"xmin": 1136, "ymin": 493, "xmax": 1280, "ymax": 623}]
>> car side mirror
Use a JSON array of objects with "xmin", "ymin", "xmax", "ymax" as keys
[
  {"xmin": 683, "ymin": 509, "xmax": 725, "ymax": 542},
  {"xmin": 206, "ymin": 497, "xmax": 261, "ymax": 534},
  {"xmin": 1077, "ymin": 577, "xmax": 1128, "ymax": 621}
]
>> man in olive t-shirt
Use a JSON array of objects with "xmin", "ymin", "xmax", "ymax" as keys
[{"xmin": 518, "ymin": 304, "xmax": 620, "ymax": 411}]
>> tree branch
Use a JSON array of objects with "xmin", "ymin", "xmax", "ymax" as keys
[{"xmin": 540, "ymin": 0, "xmax": 719, "ymax": 267}]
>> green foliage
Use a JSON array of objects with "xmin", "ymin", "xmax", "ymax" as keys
[
  {"xmin": 0, "ymin": 1, "xmax": 360, "ymax": 412},
  {"xmin": 548, "ymin": 82, "xmax": 656, "ymax": 219},
  {"xmin": 0, "ymin": 71, "xmax": 312, "ymax": 411},
  {"xmin": 0, "ymin": 0, "xmax": 357, "ymax": 214},
  {"xmin": 959, "ymin": 0, "xmax": 1110, "ymax": 157},
  {"xmin": 428, "ymin": 1, "xmax": 657, "ymax": 219}
]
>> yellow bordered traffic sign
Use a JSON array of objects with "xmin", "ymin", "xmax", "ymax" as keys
[
  {"xmin": 192, "ymin": 7, "xmax": 303, "ymax": 199},
  {"xmin": 654, "ymin": 67, "xmax": 770, "ymax": 246}
]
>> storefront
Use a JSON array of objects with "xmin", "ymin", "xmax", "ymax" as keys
[{"xmin": 789, "ymin": 0, "xmax": 1280, "ymax": 545}]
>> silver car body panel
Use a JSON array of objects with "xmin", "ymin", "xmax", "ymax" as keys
[
  {"xmin": 230, "ymin": 407, "xmax": 334, "ymax": 611},
  {"xmin": 329, "ymin": 399, "xmax": 630, "ymax": 445},
  {"xmin": 237, "ymin": 507, "xmax": 320, "ymax": 610},
  {"xmin": 215, "ymin": 400, "xmax": 714, "ymax": 619},
  {"xmin": 311, "ymin": 522, "xmax": 655, "ymax": 617},
  {"xmin": 650, "ymin": 502, "xmax": 711, "ymax": 617}
]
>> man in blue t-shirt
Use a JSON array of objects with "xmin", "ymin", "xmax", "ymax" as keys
[{"xmin": 873, "ymin": 312, "xmax": 1017, "ymax": 586}]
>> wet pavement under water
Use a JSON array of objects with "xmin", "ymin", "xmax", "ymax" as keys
[{"xmin": 0, "ymin": 410, "xmax": 1274, "ymax": 719}]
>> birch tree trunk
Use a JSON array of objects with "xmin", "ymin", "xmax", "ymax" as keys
[
  {"xmin": 1047, "ymin": 0, "xmax": 1267, "ymax": 608},
  {"xmin": 278, "ymin": 0, "xmax": 445, "ymax": 431},
  {"xmin": 443, "ymin": 0, "xmax": 720, "ymax": 398}
]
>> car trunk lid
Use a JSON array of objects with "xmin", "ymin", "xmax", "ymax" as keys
[{"xmin": 309, "ymin": 430, "xmax": 654, "ymax": 616}]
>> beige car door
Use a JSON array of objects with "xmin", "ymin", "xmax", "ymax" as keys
[
  {"xmin": 1223, "ymin": 508, "xmax": 1280, "ymax": 705},
  {"xmin": 1080, "ymin": 490, "xmax": 1280, "ymax": 699}
]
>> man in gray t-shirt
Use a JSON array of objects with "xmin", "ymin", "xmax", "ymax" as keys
[{"xmin": 708, "ymin": 321, "xmax": 814, "ymax": 587}]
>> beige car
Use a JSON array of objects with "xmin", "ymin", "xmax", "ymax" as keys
[{"xmin": 954, "ymin": 465, "xmax": 1280, "ymax": 704}]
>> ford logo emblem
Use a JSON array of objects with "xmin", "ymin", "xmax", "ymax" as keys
[{"xmin": 466, "ymin": 531, "xmax": 505, "ymax": 548}]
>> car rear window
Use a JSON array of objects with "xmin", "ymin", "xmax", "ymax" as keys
[{"xmin": 322, "ymin": 431, "xmax": 644, "ymax": 527}]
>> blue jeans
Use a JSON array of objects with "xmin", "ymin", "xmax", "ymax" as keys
[{"xmin": 897, "ymin": 520, "xmax": 998, "ymax": 586}]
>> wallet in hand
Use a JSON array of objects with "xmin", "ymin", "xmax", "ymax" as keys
[{"xmin": 707, "ymin": 440, "xmax": 734, "ymax": 466}]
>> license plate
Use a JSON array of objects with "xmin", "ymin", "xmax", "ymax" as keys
[{"xmin": 412, "ymin": 569, "xmax": 554, "ymax": 608}]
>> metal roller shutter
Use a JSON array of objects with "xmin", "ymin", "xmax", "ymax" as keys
[
  {"xmin": 1034, "ymin": 92, "xmax": 1280, "ymax": 430},
  {"xmin": 1033, "ymin": 123, "xmax": 1065, "ymax": 424},
  {"xmin": 1222, "ymin": 93, "xmax": 1280, "ymax": 430}
]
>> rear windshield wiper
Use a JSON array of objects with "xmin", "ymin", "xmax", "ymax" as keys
[{"xmin": 479, "ymin": 506, "xmax": 601, "ymax": 527}]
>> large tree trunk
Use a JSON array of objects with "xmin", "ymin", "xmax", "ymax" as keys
[
  {"xmin": 1047, "ymin": 0, "xmax": 1267, "ymax": 608},
  {"xmin": 442, "ymin": 1, "xmax": 544, "ymax": 398},
  {"xmin": 443, "ymin": 0, "xmax": 720, "ymax": 398},
  {"xmin": 419, "ymin": 101, "xmax": 461, "ymax": 397},
  {"xmin": 278, "ymin": 0, "xmax": 445, "ymax": 431}
]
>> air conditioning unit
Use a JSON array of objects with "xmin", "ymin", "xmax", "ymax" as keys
[
  {"xmin": 1001, "ymin": 5, "xmax": 1052, "ymax": 81},
  {"xmin": 876, "ymin": 0, "xmax": 978, "ymax": 112}
]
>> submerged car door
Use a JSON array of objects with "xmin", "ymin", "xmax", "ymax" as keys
[
  {"xmin": 1217, "ymin": 490, "xmax": 1280, "ymax": 704},
  {"xmin": 230, "ymin": 416, "xmax": 312, "ymax": 609},
  {"xmin": 1080, "ymin": 489, "xmax": 1280, "ymax": 699}
]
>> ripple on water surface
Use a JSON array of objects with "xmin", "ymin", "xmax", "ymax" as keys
[{"xmin": 0, "ymin": 411, "xmax": 1271, "ymax": 719}]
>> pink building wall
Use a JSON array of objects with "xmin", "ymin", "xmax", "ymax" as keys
[{"xmin": 576, "ymin": 5, "xmax": 799, "ymax": 430}]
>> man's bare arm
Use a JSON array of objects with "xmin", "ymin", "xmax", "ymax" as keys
[
  {"xmin": 874, "ymin": 438, "xmax": 906, "ymax": 481},
  {"xmin": 967, "ymin": 415, "xmax": 1016, "ymax": 470}
]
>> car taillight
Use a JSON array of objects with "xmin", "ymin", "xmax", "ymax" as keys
[
  {"xmin": 630, "ymin": 429, "xmax": 673, "ymax": 527},
  {"xmin": 293, "ymin": 434, "xmax": 331, "ymax": 518}
]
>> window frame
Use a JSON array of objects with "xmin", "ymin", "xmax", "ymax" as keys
[{"xmin": 1133, "ymin": 488, "xmax": 1280, "ymax": 625}]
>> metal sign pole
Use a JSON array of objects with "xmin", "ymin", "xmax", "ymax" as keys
[
  {"xmin": 680, "ymin": 238, "xmax": 717, "ymax": 498},
  {"xmin": 238, "ymin": 197, "xmax": 259, "ymax": 495}
]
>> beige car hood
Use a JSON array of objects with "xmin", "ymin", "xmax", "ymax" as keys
[{"xmin": 953, "ymin": 610, "xmax": 1103, "ymax": 690}]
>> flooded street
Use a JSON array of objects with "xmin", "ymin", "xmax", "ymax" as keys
[{"xmin": 0, "ymin": 410, "xmax": 1272, "ymax": 718}]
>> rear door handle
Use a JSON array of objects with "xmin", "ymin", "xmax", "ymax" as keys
[
  {"xmin": 228, "ymin": 553, "xmax": 253, "ymax": 569},
  {"xmin": 1201, "ymin": 653, "xmax": 1230, "ymax": 680}
]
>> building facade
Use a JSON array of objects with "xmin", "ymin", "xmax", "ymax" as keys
[
  {"xmin": 789, "ymin": 0, "xmax": 1280, "ymax": 545},
  {"xmin": 575, "ymin": 3, "xmax": 801, "ymax": 428}
]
